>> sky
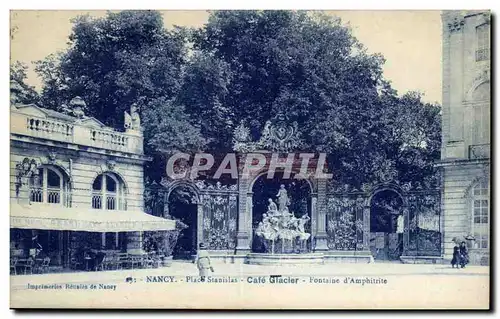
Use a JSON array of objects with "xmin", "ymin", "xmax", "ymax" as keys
[{"xmin": 10, "ymin": 10, "xmax": 443, "ymax": 104}]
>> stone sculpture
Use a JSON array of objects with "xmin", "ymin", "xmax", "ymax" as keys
[{"xmin": 255, "ymin": 186, "xmax": 311, "ymax": 254}]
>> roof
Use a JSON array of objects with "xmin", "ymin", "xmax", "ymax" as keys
[{"xmin": 10, "ymin": 201, "xmax": 176, "ymax": 232}]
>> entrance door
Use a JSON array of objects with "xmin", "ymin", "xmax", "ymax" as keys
[
  {"xmin": 369, "ymin": 190, "xmax": 404, "ymax": 261},
  {"xmin": 168, "ymin": 186, "xmax": 198, "ymax": 259}
]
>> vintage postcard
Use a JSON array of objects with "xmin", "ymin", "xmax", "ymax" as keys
[{"xmin": 9, "ymin": 9, "xmax": 490, "ymax": 309}]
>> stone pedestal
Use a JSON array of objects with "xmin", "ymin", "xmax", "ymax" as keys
[
  {"xmin": 235, "ymin": 232, "xmax": 251, "ymax": 254},
  {"xmin": 400, "ymin": 255, "xmax": 444, "ymax": 264},
  {"xmin": 323, "ymin": 250, "xmax": 374, "ymax": 264},
  {"xmin": 246, "ymin": 253, "xmax": 325, "ymax": 265},
  {"xmin": 314, "ymin": 233, "xmax": 329, "ymax": 251}
]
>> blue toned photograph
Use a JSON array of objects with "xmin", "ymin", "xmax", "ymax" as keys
[{"xmin": 9, "ymin": 10, "xmax": 490, "ymax": 309}]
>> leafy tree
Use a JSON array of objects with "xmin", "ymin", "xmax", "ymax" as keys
[
  {"xmin": 184, "ymin": 10, "xmax": 440, "ymax": 187},
  {"xmin": 35, "ymin": 10, "xmax": 205, "ymax": 181},
  {"xmin": 34, "ymin": 10, "xmax": 441, "ymax": 189},
  {"xmin": 35, "ymin": 10, "xmax": 193, "ymax": 127},
  {"xmin": 10, "ymin": 61, "xmax": 39, "ymax": 104}
]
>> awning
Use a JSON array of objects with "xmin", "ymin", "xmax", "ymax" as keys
[{"xmin": 10, "ymin": 201, "xmax": 176, "ymax": 232}]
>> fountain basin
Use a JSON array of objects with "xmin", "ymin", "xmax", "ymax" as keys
[{"xmin": 245, "ymin": 253, "xmax": 325, "ymax": 265}]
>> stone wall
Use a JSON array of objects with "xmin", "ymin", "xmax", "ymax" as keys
[
  {"xmin": 441, "ymin": 11, "xmax": 490, "ymax": 160},
  {"xmin": 10, "ymin": 133, "xmax": 148, "ymax": 257},
  {"xmin": 10, "ymin": 140, "xmax": 145, "ymax": 211},
  {"xmin": 441, "ymin": 161, "xmax": 489, "ymax": 264},
  {"xmin": 440, "ymin": 11, "xmax": 490, "ymax": 266}
]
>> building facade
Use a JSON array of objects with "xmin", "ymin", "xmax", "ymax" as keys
[
  {"xmin": 10, "ymin": 82, "xmax": 174, "ymax": 270},
  {"xmin": 439, "ymin": 11, "xmax": 490, "ymax": 265}
]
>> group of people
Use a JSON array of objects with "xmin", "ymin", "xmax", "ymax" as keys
[{"xmin": 451, "ymin": 241, "xmax": 469, "ymax": 269}]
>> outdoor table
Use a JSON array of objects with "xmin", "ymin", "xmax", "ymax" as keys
[
  {"xmin": 84, "ymin": 256, "xmax": 93, "ymax": 271},
  {"xmin": 34, "ymin": 258, "xmax": 44, "ymax": 273}
]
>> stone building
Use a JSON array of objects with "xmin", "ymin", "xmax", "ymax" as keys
[
  {"xmin": 438, "ymin": 11, "xmax": 490, "ymax": 265},
  {"xmin": 10, "ymin": 82, "xmax": 174, "ymax": 269}
]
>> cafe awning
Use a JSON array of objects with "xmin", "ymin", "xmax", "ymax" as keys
[{"xmin": 10, "ymin": 201, "xmax": 176, "ymax": 232}]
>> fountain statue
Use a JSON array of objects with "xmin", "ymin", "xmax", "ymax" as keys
[{"xmin": 255, "ymin": 186, "xmax": 311, "ymax": 254}]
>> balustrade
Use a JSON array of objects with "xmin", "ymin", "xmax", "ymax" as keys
[
  {"xmin": 12, "ymin": 112, "xmax": 142, "ymax": 154},
  {"xmin": 90, "ymin": 129, "xmax": 129, "ymax": 150},
  {"xmin": 26, "ymin": 117, "xmax": 73, "ymax": 141}
]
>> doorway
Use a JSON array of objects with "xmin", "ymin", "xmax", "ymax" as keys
[
  {"xmin": 167, "ymin": 185, "xmax": 198, "ymax": 259},
  {"xmin": 369, "ymin": 189, "xmax": 404, "ymax": 261}
]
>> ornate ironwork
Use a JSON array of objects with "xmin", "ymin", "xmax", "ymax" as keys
[
  {"xmin": 200, "ymin": 192, "xmax": 238, "ymax": 250},
  {"xmin": 407, "ymin": 191, "xmax": 441, "ymax": 256},
  {"xmin": 195, "ymin": 180, "xmax": 238, "ymax": 192},
  {"xmin": 232, "ymin": 111, "xmax": 303, "ymax": 152},
  {"xmin": 326, "ymin": 196, "xmax": 363, "ymax": 250},
  {"xmin": 325, "ymin": 180, "xmax": 442, "ymax": 257}
]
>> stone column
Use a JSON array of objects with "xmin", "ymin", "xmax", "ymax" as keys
[
  {"xmin": 197, "ymin": 203, "xmax": 203, "ymax": 247},
  {"xmin": 314, "ymin": 179, "xmax": 329, "ymax": 251},
  {"xmin": 310, "ymin": 195, "xmax": 317, "ymax": 250},
  {"xmin": 363, "ymin": 206, "xmax": 370, "ymax": 249},
  {"xmin": 445, "ymin": 16, "xmax": 466, "ymax": 159},
  {"xmin": 235, "ymin": 177, "xmax": 251, "ymax": 254},
  {"xmin": 402, "ymin": 206, "xmax": 410, "ymax": 255}
]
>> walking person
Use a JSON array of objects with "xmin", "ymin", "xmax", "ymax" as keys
[
  {"xmin": 193, "ymin": 243, "xmax": 213, "ymax": 282},
  {"xmin": 459, "ymin": 241, "xmax": 469, "ymax": 268},
  {"xmin": 451, "ymin": 244, "xmax": 460, "ymax": 269}
]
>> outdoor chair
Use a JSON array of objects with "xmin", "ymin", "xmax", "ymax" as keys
[
  {"xmin": 10, "ymin": 258, "xmax": 18, "ymax": 275},
  {"xmin": 108, "ymin": 254, "xmax": 118, "ymax": 270},
  {"xmin": 128, "ymin": 255, "xmax": 142, "ymax": 269},
  {"xmin": 155, "ymin": 254, "xmax": 165, "ymax": 268},
  {"xmin": 113, "ymin": 254, "xmax": 122, "ymax": 270},
  {"xmin": 144, "ymin": 255, "xmax": 154, "ymax": 269},
  {"xmin": 94, "ymin": 252, "xmax": 106, "ymax": 271},
  {"xmin": 40, "ymin": 257, "xmax": 51, "ymax": 274},
  {"xmin": 118, "ymin": 253, "xmax": 128, "ymax": 269},
  {"xmin": 23, "ymin": 258, "xmax": 34, "ymax": 275},
  {"xmin": 99, "ymin": 255, "xmax": 113, "ymax": 271},
  {"xmin": 70, "ymin": 257, "xmax": 82, "ymax": 270}
]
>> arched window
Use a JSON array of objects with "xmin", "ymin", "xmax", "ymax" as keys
[
  {"xmin": 29, "ymin": 166, "xmax": 69, "ymax": 205},
  {"xmin": 471, "ymin": 180, "xmax": 489, "ymax": 249},
  {"xmin": 91, "ymin": 173, "xmax": 126, "ymax": 210},
  {"xmin": 476, "ymin": 23, "xmax": 490, "ymax": 61}
]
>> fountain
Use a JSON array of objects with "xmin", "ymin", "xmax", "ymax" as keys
[{"xmin": 246, "ymin": 184, "xmax": 324, "ymax": 265}]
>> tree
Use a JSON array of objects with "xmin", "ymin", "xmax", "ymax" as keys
[
  {"xmin": 35, "ymin": 10, "xmax": 190, "ymax": 127},
  {"xmin": 35, "ymin": 10, "xmax": 205, "ymax": 182},
  {"xmin": 185, "ymin": 11, "xmax": 386, "ymax": 151},
  {"xmin": 184, "ymin": 10, "xmax": 440, "ymax": 187},
  {"xmin": 10, "ymin": 61, "xmax": 39, "ymax": 104},
  {"xmin": 35, "ymin": 10, "xmax": 441, "ymax": 188}
]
